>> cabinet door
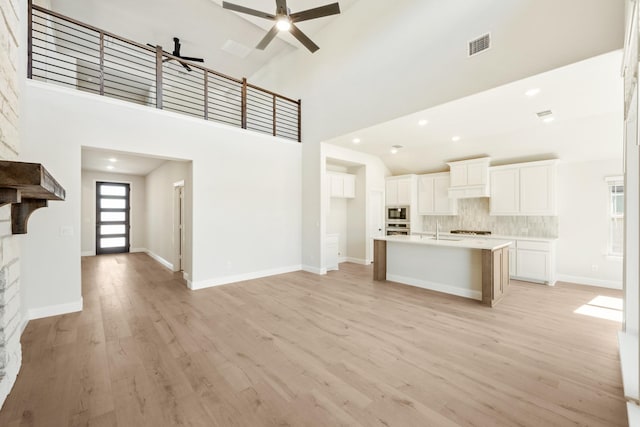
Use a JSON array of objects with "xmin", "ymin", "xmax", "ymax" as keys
[
  {"xmin": 490, "ymin": 168, "xmax": 519, "ymax": 215},
  {"xmin": 329, "ymin": 174, "xmax": 344, "ymax": 198},
  {"xmin": 396, "ymin": 179, "xmax": 411, "ymax": 205},
  {"xmin": 449, "ymin": 165, "xmax": 467, "ymax": 187},
  {"xmin": 520, "ymin": 164, "xmax": 555, "ymax": 215},
  {"xmin": 433, "ymin": 175, "xmax": 455, "ymax": 214},
  {"xmin": 417, "ymin": 176, "xmax": 435, "ymax": 214},
  {"xmin": 467, "ymin": 163, "xmax": 486, "ymax": 185},
  {"xmin": 516, "ymin": 249, "xmax": 550, "ymax": 282},
  {"xmin": 385, "ymin": 180, "xmax": 398, "ymax": 206},
  {"xmin": 343, "ymin": 174, "xmax": 355, "ymax": 198},
  {"xmin": 509, "ymin": 248, "xmax": 516, "ymax": 277}
]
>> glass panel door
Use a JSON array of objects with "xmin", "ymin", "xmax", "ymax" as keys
[{"xmin": 96, "ymin": 182, "xmax": 130, "ymax": 255}]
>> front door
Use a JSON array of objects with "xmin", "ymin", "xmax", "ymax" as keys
[{"xmin": 96, "ymin": 181, "xmax": 131, "ymax": 255}]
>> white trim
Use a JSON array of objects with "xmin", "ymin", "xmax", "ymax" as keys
[
  {"xmin": 342, "ymin": 257, "xmax": 369, "ymax": 265},
  {"xmin": 188, "ymin": 265, "xmax": 302, "ymax": 290},
  {"xmin": 556, "ymin": 274, "xmax": 623, "ymax": 289},
  {"xmin": 28, "ymin": 298, "xmax": 83, "ymax": 320},
  {"xmin": 387, "ymin": 274, "xmax": 482, "ymax": 300},
  {"xmin": 619, "ymin": 331, "xmax": 639, "ymax": 402},
  {"xmin": 628, "ymin": 402, "xmax": 640, "ymax": 427},
  {"xmin": 130, "ymin": 247, "xmax": 146, "ymax": 253},
  {"xmin": 20, "ymin": 317, "xmax": 29, "ymax": 335},
  {"xmin": 605, "ymin": 175, "xmax": 624, "ymax": 183},
  {"xmin": 173, "ymin": 180, "xmax": 185, "ymax": 187},
  {"xmin": 302, "ymin": 265, "xmax": 327, "ymax": 275},
  {"xmin": 183, "ymin": 271, "xmax": 189, "ymax": 281},
  {"xmin": 145, "ymin": 250, "xmax": 174, "ymax": 271},
  {"xmin": 81, "ymin": 250, "xmax": 95, "ymax": 257}
]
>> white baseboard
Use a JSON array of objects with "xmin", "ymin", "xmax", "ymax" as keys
[
  {"xmin": 130, "ymin": 247, "xmax": 146, "ymax": 253},
  {"xmin": 387, "ymin": 274, "xmax": 482, "ymax": 301},
  {"xmin": 188, "ymin": 265, "xmax": 302, "ymax": 290},
  {"xmin": 556, "ymin": 274, "xmax": 622, "ymax": 290},
  {"xmin": 338, "ymin": 256, "xmax": 348, "ymax": 264},
  {"xmin": 28, "ymin": 298, "xmax": 83, "ymax": 321},
  {"xmin": 20, "ymin": 317, "xmax": 28, "ymax": 335},
  {"xmin": 343, "ymin": 257, "xmax": 369, "ymax": 265},
  {"xmin": 183, "ymin": 271, "xmax": 190, "ymax": 281},
  {"xmin": 81, "ymin": 251, "xmax": 95, "ymax": 257},
  {"xmin": 144, "ymin": 249, "xmax": 174, "ymax": 271},
  {"xmin": 302, "ymin": 265, "xmax": 327, "ymax": 275},
  {"xmin": 618, "ymin": 331, "xmax": 639, "ymax": 402}
]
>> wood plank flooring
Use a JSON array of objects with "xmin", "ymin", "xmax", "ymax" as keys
[{"xmin": 0, "ymin": 253, "xmax": 628, "ymax": 426}]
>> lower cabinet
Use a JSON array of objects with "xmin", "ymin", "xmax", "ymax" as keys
[
  {"xmin": 326, "ymin": 234, "xmax": 339, "ymax": 271},
  {"xmin": 510, "ymin": 239, "xmax": 556, "ymax": 285}
]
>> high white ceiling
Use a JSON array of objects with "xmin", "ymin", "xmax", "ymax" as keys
[
  {"xmin": 48, "ymin": 0, "xmax": 356, "ymax": 79},
  {"xmin": 325, "ymin": 50, "xmax": 624, "ymax": 174},
  {"xmin": 81, "ymin": 148, "xmax": 174, "ymax": 176}
]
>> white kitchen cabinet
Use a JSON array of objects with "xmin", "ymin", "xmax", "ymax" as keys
[
  {"xmin": 386, "ymin": 177, "xmax": 412, "ymax": 206},
  {"xmin": 447, "ymin": 157, "xmax": 491, "ymax": 198},
  {"xmin": 327, "ymin": 172, "xmax": 355, "ymax": 199},
  {"xmin": 490, "ymin": 160, "xmax": 557, "ymax": 216},
  {"xmin": 418, "ymin": 173, "xmax": 457, "ymax": 215},
  {"xmin": 508, "ymin": 247, "xmax": 516, "ymax": 277},
  {"xmin": 326, "ymin": 234, "xmax": 339, "ymax": 271},
  {"xmin": 513, "ymin": 240, "xmax": 556, "ymax": 285},
  {"xmin": 490, "ymin": 168, "xmax": 520, "ymax": 215}
]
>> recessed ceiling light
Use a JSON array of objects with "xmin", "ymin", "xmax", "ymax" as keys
[
  {"xmin": 451, "ymin": 136, "xmax": 461, "ymax": 142},
  {"xmin": 525, "ymin": 88, "xmax": 541, "ymax": 97},
  {"xmin": 418, "ymin": 119, "xmax": 428, "ymax": 126},
  {"xmin": 352, "ymin": 138, "xmax": 361, "ymax": 144},
  {"xmin": 543, "ymin": 116, "xmax": 555, "ymax": 123},
  {"xmin": 107, "ymin": 165, "xmax": 115, "ymax": 170},
  {"xmin": 390, "ymin": 148, "xmax": 398, "ymax": 154},
  {"xmin": 108, "ymin": 158, "xmax": 117, "ymax": 163}
]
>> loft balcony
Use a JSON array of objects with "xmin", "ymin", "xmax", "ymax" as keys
[{"xmin": 27, "ymin": 2, "xmax": 301, "ymax": 142}]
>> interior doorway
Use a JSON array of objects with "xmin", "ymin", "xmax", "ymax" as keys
[{"xmin": 95, "ymin": 181, "xmax": 131, "ymax": 254}]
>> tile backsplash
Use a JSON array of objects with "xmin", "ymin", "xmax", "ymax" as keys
[{"xmin": 421, "ymin": 198, "xmax": 558, "ymax": 238}]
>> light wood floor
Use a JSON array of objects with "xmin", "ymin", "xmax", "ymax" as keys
[{"xmin": 0, "ymin": 253, "xmax": 627, "ymax": 426}]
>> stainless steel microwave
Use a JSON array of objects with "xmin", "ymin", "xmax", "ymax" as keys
[{"xmin": 387, "ymin": 206, "xmax": 409, "ymax": 221}]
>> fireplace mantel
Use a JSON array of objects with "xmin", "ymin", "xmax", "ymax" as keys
[{"xmin": 0, "ymin": 160, "xmax": 66, "ymax": 234}]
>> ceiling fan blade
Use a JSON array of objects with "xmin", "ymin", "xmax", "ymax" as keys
[
  {"xmin": 222, "ymin": 1, "xmax": 275, "ymax": 20},
  {"xmin": 289, "ymin": 23, "xmax": 319, "ymax": 53},
  {"xmin": 290, "ymin": 3, "xmax": 340, "ymax": 23},
  {"xmin": 256, "ymin": 25, "xmax": 279, "ymax": 50},
  {"xmin": 179, "ymin": 56, "xmax": 204, "ymax": 62}
]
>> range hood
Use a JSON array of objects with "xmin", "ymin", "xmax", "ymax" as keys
[{"xmin": 446, "ymin": 157, "xmax": 491, "ymax": 199}]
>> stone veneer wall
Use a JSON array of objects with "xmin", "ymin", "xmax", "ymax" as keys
[
  {"xmin": 421, "ymin": 198, "xmax": 559, "ymax": 238},
  {"xmin": 0, "ymin": 0, "xmax": 22, "ymax": 408}
]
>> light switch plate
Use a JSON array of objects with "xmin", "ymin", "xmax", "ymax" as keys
[{"xmin": 60, "ymin": 226, "xmax": 73, "ymax": 237}]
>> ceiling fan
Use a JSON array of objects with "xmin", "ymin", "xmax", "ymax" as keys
[
  {"xmin": 222, "ymin": 0, "xmax": 340, "ymax": 53},
  {"xmin": 146, "ymin": 37, "xmax": 204, "ymax": 72}
]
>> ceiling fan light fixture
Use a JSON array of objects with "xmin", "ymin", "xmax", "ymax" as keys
[{"xmin": 276, "ymin": 17, "xmax": 291, "ymax": 31}]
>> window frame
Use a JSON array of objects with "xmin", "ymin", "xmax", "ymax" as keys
[{"xmin": 606, "ymin": 176, "xmax": 624, "ymax": 257}]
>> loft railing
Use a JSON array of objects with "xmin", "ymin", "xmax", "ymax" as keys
[{"xmin": 27, "ymin": 2, "xmax": 302, "ymax": 142}]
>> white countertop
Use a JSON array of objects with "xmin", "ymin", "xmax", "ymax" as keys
[
  {"xmin": 415, "ymin": 231, "xmax": 557, "ymax": 242},
  {"xmin": 375, "ymin": 234, "xmax": 513, "ymax": 251}
]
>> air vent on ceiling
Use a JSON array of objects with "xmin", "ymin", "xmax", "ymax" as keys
[
  {"xmin": 536, "ymin": 110, "xmax": 553, "ymax": 118},
  {"xmin": 221, "ymin": 39, "xmax": 252, "ymax": 59},
  {"xmin": 468, "ymin": 33, "xmax": 491, "ymax": 56}
]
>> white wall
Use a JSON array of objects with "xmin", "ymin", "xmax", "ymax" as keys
[
  {"xmin": 252, "ymin": 0, "xmax": 624, "ymax": 145},
  {"xmin": 556, "ymin": 159, "xmax": 624, "ymax": 288},
  {"xmin": 22, "ymin": 81, "xmax": 302, "ymax": 314},
  {"xmin": 80, "ymin": 170, "xmax": 147, "ymax": 255},
  {"xmin": 145, "ymin": 161, "xmax": 189, "ymax": 269}
]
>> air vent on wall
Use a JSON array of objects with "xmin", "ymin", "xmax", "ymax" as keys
[
  {"xmin": 536, "ymin": 110, "xmax": 553, "ymax": 118},
  {"xmin": 468, "ymin": 33, "xmax": 491, "ymax": 56}
]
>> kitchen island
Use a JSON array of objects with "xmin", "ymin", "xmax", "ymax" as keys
[{"xmin": 373, "ymin": 235, "xmax": 513, "ymax": 307}]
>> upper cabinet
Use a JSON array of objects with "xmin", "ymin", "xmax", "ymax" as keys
[
  {"xmin": 490, "ymin": 160, "xmax": 558, "ymax": 216},
  {"xmin": 447, "ymin": 157, "xmax": 491, "ymax": 198},
  {"xmin": 418, "ymin": 173, "xmax": 457, "ymax": 215},
  {"xmin": 328, "ymin": 172, "xmax": 355, "ymax": 199},
  {"xmin": 386, "ymin": 176, "xmax": 414, "ymax": 206}
]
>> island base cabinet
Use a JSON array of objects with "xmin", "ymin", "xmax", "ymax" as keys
[
  {"xmin": 373, "ymin": 240, "xmax": 387, "ymax": 281},
  {"xmin": 482, "ymin": 247, "xmax": 510, "ymax": 307}
]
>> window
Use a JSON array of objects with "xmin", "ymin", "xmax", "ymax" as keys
[{"xmin": 606, "ymin": 177, "xmax": 624, "ymax": 256}]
